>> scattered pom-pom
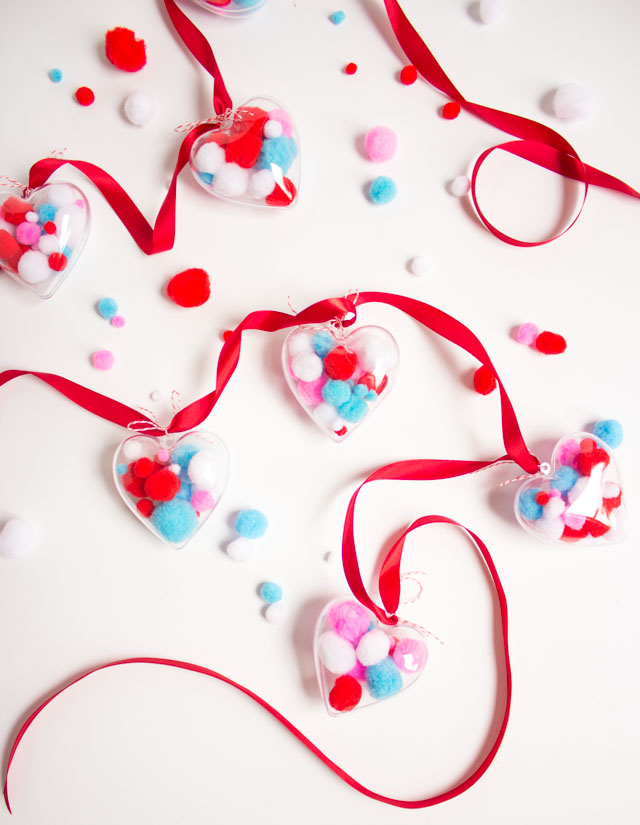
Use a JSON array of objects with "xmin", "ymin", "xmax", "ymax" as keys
[
  {"xmin": 409, "ymin": 255, "xmax": 433, "ymax": 277},
  {"xmin": 516, "ymin": 322, "xmax": 539, "ymax": 346},
  {"xmin": 366, "ymin": 657, "xmax": 403, "ymax": 699},
  {"xmin": 144, "ymin": 468, "xmax": 180, "ymax": 502},
  {"xmin": 91, "ymin": 349, "xmax": 115, "ymax": 371},
  {"xmin": 260, "ymin": 581, "xmax": 282, "ymax": 603},
  {"xmin": 105, "ymin": 27, "xmax": 147, "ymax": 72},
  {"xmin": 473, "ymin": 365, "xmax": 497, "ymax": 395},
  {"xmin": 344, "ymin": 62, "xmax": 358, "ymax": 75},
  {"xmin": 97, "ymin": 297, "xmax": 118, "ymax": 319},
  {"xmin": 152, "ymin": 499, "xmax": 198, "ymax": 544},
  {"xmin": 551, "ymin": 83, "xmax": 595, "ymax": 121},
  {"xmin": 111, "ymin": 315, "xmax": 126, "ymax": 328},
  {"xmin": 441, "ymin": 101, "xmax": 461, "ymax": 119},
  {"xmin": 329, "ymin": 675, "xmax": 362, "ymax": 712},
  {"xmin": 226, "ymin": 537, "xmax": 255, "ymax": 562},
  {"xmin": 593, "ymin": 419, "xmax": 623, "ymax": 449},
  {"xmin": 49, "ymin": 68, "xmax": 63, "ymax": 83},
  {"xmin": 264, "ymin": 602, "xmax": 285, "ymax": 624},
  {"xmin": 449, "ymin": 175, "xmax": 471, "ymax": 197},
  {"xmin": 356, "ymin": 629, "xmax": 390, "ymax": 666},
  {"xmin": 368, "ymin": 176, "xmax": 397, "ymax": 205},
  {"xmin": 326, "ymin": 601, "xmax": 370, "ymax": 645},
  {"xmin": 399, "ymin": 65, "xmax": 418, "ymax": 85},
  {"xmin": 329, "ymin": 10, "xmax": 346, "ymax": 24},
  {"xmin": 318, "ymin": 631, "xmax": 357, "ymax": 675},
  {"xmin": 0, "ymin": 518, "xmax": 36, "ymax": 558},
  {"xmin": 167, "ymin": 268, "xmax": 211, "ymax": 308},
  {"xmin": 535, "ymin": 331, "xmax": 566, "ymax": 355},
  {"xmin": 75, "ymin": 86, "xmax": 95, "ymax": 107},
  {"xmin": 364, "ymin": 126, "xmax": 398, "ymax": 162},
  {"xmin": 477, "ymin": 0, "xmax": 505, "ymax": 25},
  {"xmin": 235, "ymin": 508, "xmax": 268, "ymax": 539},
  {"xmin": 392, "ymin": 638, "xmax": 428, "ymax": 673},
  {"xmin": 124, "ymin": 90, "xmax": 156, "ymax": 126}
]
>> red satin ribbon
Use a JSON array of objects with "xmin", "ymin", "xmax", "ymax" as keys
[
  {"xmin": 3, "ymin": 516, "xmax": 511, "ymax": 810},
  {"xmin": 383, "ymin": 0, "xmax": 640, "ymax": 245}
]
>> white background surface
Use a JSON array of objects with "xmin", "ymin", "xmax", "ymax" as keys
[{"xmin": 0, "ymin": 0, "xmax": 638, "ymax": 822}]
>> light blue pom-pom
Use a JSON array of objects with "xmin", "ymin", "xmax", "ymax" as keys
[
  {"xmin": 198, "ymin": 172, "xmax": 214, "ymax": 185},
  {"xmin": 593, "ymin": 419, "xmax": 623, "ymax": 449},
  {"xmin": 338, "ymin": 396, "xmax": 368, "ymax": 423},
  {"xmin": 518, "ymin": 488, "xmax": 543, "ymax": 521},
  {"xmin": 97, "ymin": 297, "xmax": 118, "ymax": 320},
  {"xmin": 550, "ymin": 466, "xmax": 579, "ymax": 493},
  {"xmin": 365, "ymin": 390, "xmax": 378, "ymax": 402},
  {"xmin": 49, "ymin": 68, "xmax": 63, "ymax": 83},
  {"xmin": 260, "ymin": 581, "xmax": 282, "ymax": 603},
  {"xmin": 152, "ymin": 499, "xmax": 198, "ymax": 544},
  {"xmin": 255, "ymin": 136, "xmax": 298, "ymax": 175},
  {"xmin": 322, "ymin": 379, "xmax": 352, "ymax": 407},
  {"xmin": 352, "ymin": 384, "xmax": 368, "ymax": 400},
  {"xmin": 116, "ymin": 463, "xmax": 128, "ymax": 475},
  {"xmin": 368, "ymin": 176, "xmax": 397, "ymax": 205},
  {"xmin": 171, "ymin": 443, "xmax": 199, "ymax": 470},
  {"xmin": 37, "ymin": 203, "xmax": 57, "ymax": 223},
  {"xmin": 366, "ymin": 657, "xmax": 403, "ymax": 700},
  {"xmin": 235, "ymin": 509, "xmax": 268, "ymax": 539},
  {"xmin": 313, "ymin": 330, "xmax": 334, "ymax": 358},
  {"xmin": 234, "ymin": 0, "xmax": 261, "ymax": 7},
  {"xmin": 330, "ymin": 10, "xmax": 346, "ymax": 24},
  {"xmin": 62, "ymin": 246, "xmax": 72, "ymax": 260},
  {"xmin": 175, "ymin": 482, "xmax": 192, "ymax": 501}
]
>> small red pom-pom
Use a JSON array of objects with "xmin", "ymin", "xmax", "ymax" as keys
[
  {"xmin": 1, "ymin": 197, "xmax": 31, "ymax": 225},
  {"xmin": 75, "ymin": 86, "xmax": 95, "ymax": 106},
  {"xmin": 535, "ymin": 331, "xmax": 566, "ymax": 355},
  {"xmin": 48, "ymin": 252, "xmax": 67, "ymax": 271},
  {"xmin": 123, "ymin": 472, "xmax": 145, "ymax": 498},
  {"xmin": 334, "ymin": 425, "xmax": 348, "ymax": 437},
  {"xmin": 222, "ymin": 330, "xmax": 233, "ymax": 342},
  {"xmin": 225, "ymin": 131, "xmax": 263, "ymax": 169},
  {"xmin": 43, "ymin": 221, "xmax": 57, "ymax": 234},
  {"xmin": 136, "ymin": 499, "xmax": 154, "ymax": 518},
  {"xmin": 144, "ymin": 469, "xmax": 180, "ymax": 502},
  {"xmin": 265, "ymin": 177, "xmax": 297, "ymax": 207},
  {"xmin": 586, "ymin": 518, "xmax": 610, "ymax": 538},
  {"xmin": 580, "ymin": 438, "xmax": 596, "ymax": 453},
  {"xmin": 328, "ymin": 675, "xmax": 362, "ymax": 712},
  {"xmin": 324, "ymin": 346, "xmax": 358, "ymax": 380},
  {"xmin": 167, "ymin": 268, "xmax": 211, "ymax": 308},
  {"xmin": 345, "ymin": 62, "xmax": 358, "ymax": 75},
  {"xmin": 562, "ymin": 523, "xmax": 589, "ymax": 541},
  {"xmin": 0, "ymin": 229, "xmax": 20, "ymax": 262},
  {"xmin": 473, "ymin": 365, "xmax": 497, "ymax": 395},
  {"xmin": 105, "ymin": 27, "xmax": 147, "ymax": 72},
  {"xmin": 576, "ymin": 448, "xmax": 610, "ymax": 477},
  {"xmin": 133, "ymin": 457, "xmax": 155, "ymax": 479},
  {"xmin": 535, "ymin": 491, "xmax": 550, "ymax": 506},
  {"xmin": 400, "ymin": 65, "xmax": 418, "ymax": 85},
  {"xmin": 442, "ymin": 101, "xmax": 461, "ymax": 119}
]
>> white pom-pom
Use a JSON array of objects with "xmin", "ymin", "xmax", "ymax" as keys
[
  {"xmin": 168, "ymin": 463, "xmax": 182, "ymax": 476},
  {"xmin": 409, "ymin": 255, "xmax": 434, "ymax": 277},
  {"xmin": 448, "ymin": 175, "xmax": 471, "ymax": 197},
  {"xmin": 265, "ymin": 602, "xmax": 285, "ymax": 624},
  {"xmin": 212, "ymin": 163, "xmax": 249, "ymax": 197},
  {"xmin": 37, "ymin": 235, "xmax": 60, "ymax": 255},
  {"xmin": 226, "ymin": 537, "xmax": 256, "ymax": 562},
  {"xmin": 291, "ymin": 352, "xmax": 323, "ymax": 381},
  {"xmin": 0, "ymin": 518, "xmax": 36, "ymax": 558},
  {"xmin": 17, "ymin": 250, "xmax": 50, "ymax": 284},
  {"xmin": 44, "ymin": 184, "xmax": 75, "ymax": 208},
  {"xmin": 355, "ymin": 629, "xmax": 390, "ymax": 666},
  {"xmin": 194, "ymin": 142, "xmax": 226, "ymax": 175},
  {"xmin": 535, "ymin": 516, "xmax": 565, "ymax": 541},
  {"xmin": 287, "ymin": 332, "xmax": 314, "ymax": 357},
  {"xmin": 313, "ymin": 402, "xmax": 340, "ymax": 427},
  {"xmin": 544, "ymin": 497, "xmax": 566, "ymax": 519},
  {"xmin": 351, "ymin": 333, "xmax": 397, "ymax": 372},
  {"xmin": 478, "ymin": 0, "xmax": 504, "ymax": 25},
  {"xmin": 122, "ymin": 439, "xmax": 146, "ymax": 461},
  {"xmin": 187, "ymin": 450, "xmax": 218, "ymax": 488},
  {"xmin": 150, "ymin": 389, "xmax": 164, "ymax": 402},
  {"xmin": 318, "ymin": 631, "xmax": 357, "ymax": 674},
  {"xmin": 263, "ymin": 119, "xmax": 283, "ymax": 139},
  {"xmin": 124, "ymin": 90, "xmax": 157, "ymax": 127},
  {"xmin": 249, "ymin": 169, "xmax": 276, "ymax": 200},
  {"xmin": 25, "ymin": 211, "xmax": 38, "ymax": 223},
  {"xmin": 551, "ymin": 83, "xmax": 596, "ymax": 120}
]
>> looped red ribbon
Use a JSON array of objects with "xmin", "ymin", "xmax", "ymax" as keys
[{"xmin": 383, "ymin": 0, "xmax": 640, "ymax": 245}]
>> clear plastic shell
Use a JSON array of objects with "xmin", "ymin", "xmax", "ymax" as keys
[{"xmin": 190, "ymin": 0, "xmax": 267, "ymax": 17}]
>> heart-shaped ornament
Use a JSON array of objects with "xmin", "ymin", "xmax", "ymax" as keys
[
  {"xmin": 0, "ymin": 183, "xmax": 90, "ymax": 299},
  {"xmin": 282, "ymin": 324, "xmax": 398, "ymax": 441},
  {"xmin": 189, "ymin": 97, "xmax": 299, "ymax": 208},
  {"xmin": 515, "ymin": 432, "xmax": 625, "ymax": 545},
  {"xmin": 314, "ymin": 598, "xmax": 428, "ymax": 715},
  {"xmin": 113, "ymin": 430, "xmax": 229, "ymax": 549},
  {"xmin": 191, "ymin": 0, "xmax": 266, "ymax": 16}
]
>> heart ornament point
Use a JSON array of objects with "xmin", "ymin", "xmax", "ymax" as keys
[
  {"xmin": 515, "ymin": 432, "xmax": 625, "ymax": 545},
  {"xmin": 114, "ymin": 431, "xmax": 229, "ymax": 549},
  {"xmin": 283, "ymin": 324, "xmax": 398, "ymax": 441},
  {"xmin": 0, "ymin": 183, "xmax": 90, "ymax": 299}
]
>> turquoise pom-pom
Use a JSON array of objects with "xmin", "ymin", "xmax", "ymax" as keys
[
  {"xmin": 97, "ymin": 297, "xmax": 118, "ymax": 320},
  {"xmin": 152, "ymin": 499, "xmax": 199, "ymax": 544},
  {"xmin": 365, "ymin": 390, "xmax": 378, "ymax": 402},
  {"xmin": 235, "ymin": 509, "xmax": 268, "ymax": 539},
  {"xmin": 313, "ymin": 330, "xmax": 334, "ymax": 358},
  {"xmin": 49, "ymin": 68, "xmax": 63, "ymax": 83},
  {"xmin": 171, "ymin": 444, "xmax": 199, "ymax": 470},
  {"xmin": 116, "ymin": 463, "xmax": 128, "ymax": 475},
  {"xmin": 37, "ymin": 203, "xmax": 57, "ymax": 224},
  {"xmin": 322, "ymin": 379, "xmax": 352, "ymax": 407},
  {"xmin": 175, "ymin": 482, "xmax": 192, "ymax": 501},
  {"xmin": 330, "ymin": 10, "xmax": 346, "ymax": 24},
  {"xmin": 550, "ymin": 466, "xmax": 579, "ymax": 493},
  {"xmin": 255, "ymin": 136, "xmax": 297, "ymax": 175},
  {"xmin": 352, "ymin": 384, "xmax": 368, "ymax": 400},
  {"xmin": 518, "ymin": 488, "xmax": 544, "ymax": 521},
  {"xmin": 198, "ymin": 172, "xmax": 214, "ymax": 185},
  {"xmin": 593, "ymin": 419, "xmax": 623, "ymax": 449},
  {"xmin": 368, "ymin": 176, "xmax": 397, "ymax": 205},
  {"xmin": 366, "ymin": 657, "xmax": 403, "ymax": 700},
  {"xmin": 338, "ymin": 396, "xmax": 368, "ymax": 423},
  {"xmin": 260, "ymin": 581, "xmax": 282, "ymax": 603}
]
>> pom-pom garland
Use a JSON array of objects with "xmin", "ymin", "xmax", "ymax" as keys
[{"xmin": 105, "ymin": 27, "xmax": 147, "ymax": 72}]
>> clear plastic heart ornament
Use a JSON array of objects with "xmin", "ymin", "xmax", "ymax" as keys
[
  {"xmin": 314, "ymin": 599, "xmax": 428, "ymax": 716},
  {"xmin": 190, "ymin": 0, "xmax": 266, "ymax": 17},
  {"xmin": 283, "ymin": 324, "xmax": 399, "ymax": 441},
  {"xmin": 189, "ymin": 98, "xmax": 299, "ymax": 208},
  {"xmin": 113, "ymin": 431, "xmax": 229, "ymax": 549},
  {"xmin": 0, "ymin": 183, "xmax": 90, "ymax": 298},
  {"xmin": 515, "ymin": 432, "xmax": 625, "ymax": 545}
]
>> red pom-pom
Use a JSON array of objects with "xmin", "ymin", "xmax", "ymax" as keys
[
  {"xmin": 576, "ymin": 448, "xmax": 610, "ymax": 477},
  {"xmin": 473, "ymin": 365, "xmax": 497, "ymax": 395},
  {"xmin": 442, "ymin": 101, "xmax": 461, "ymax": 119},
  {"xmin": 535, "ymin": 331, "xmax": 566, "ymax": 355},
  {"xmin": 603, "ymin": 491, "xmax": 622, "ymax": 515},
  {"xmin": 1, "ymin": 197, "xmax": 31, "ymax": 225},
  {"xmin": 136, "ymin": 499, "xmax": 154, "ymax": 518},
  {"xmin": 400, "ymin": 65, "xmax": 418, "ymax": 85},
  {"xmin": 328, "ymin": 675, "xmax": 362, "ymax": 712},
  {"xmin": 48, "ymin": 252, "xmax": 67, "ymax": 271},
  {"xmin": 123, "ymin": 471, "xmax": 145, "ymax": 498},
  {"xmin": 345, "ymin": 62, "xmax": 358, "ymax": 75},
  {"xmin": 334, "ymin": 425, "xmax": 348, "ymax": 437},
  {"xmin": 324, "ymin": 346, "xmax": 358, "ymax": 380},
  {"xmin": 535, "ymin": 491, "xmax": 550, "ymax": 506},
  {"xmin": 586, "ymin": 518, "xmax": 610, "ymax": 538},
  {"xmin": 43, "ymin": 221, "xmax": 57, "ymax": 235},
  {"xmin": 232, "ymin": 107, "xmax": 269, "ymax": 136},
  {"xmin": 105, "ymin": 27, "xmax": 147, "ymax": 72},
  {"xmin": 265, "ymin": 177, "xmax": 297, "ymax": 207},
  {"xmin": 225, "ymin": 132, "xmax": 263, "ymax": 169},
  {"xmin": 0, "ymin": 229, "xmax": 20, "ymax": 262},
  {"xmin": 222, "ymin": 330, "xmax": 233, "ymax": 342},
  {"xmin": 562, "ymin": 523, "xmax": 589, "ymax": 541},
  {"xmin": 167, "ymin": 268, "xmax": 211, "ymax": 308},
  {"xmin": 144, "ymin": 469, "xmax": 180, "ymax": 502},
  {"xmin": 75, "ymin": 86, "xmax": 95, "ymax": 106},
  {"xmin": 133, "ymin": 457, "xmax": 155, "ymax": 479}
]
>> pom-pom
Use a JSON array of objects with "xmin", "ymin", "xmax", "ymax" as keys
[
  {"xmin": 297, "ymin": 376, "xmax": 326, "ymax": 406},
  {"xmin": 264, "ymin": 602, "xmax": 285, "ymax": 624},
  {"xmin": 260, "ymin": 581, "xmax": 282, "ymax": 603},
  {"xmin": 550, "ymin": 466, "xmax": 579, "ymax": 493},
  {"xmin": 544, "ymin": 497, "xmax": 566, "ymax": 519},
  {"xmin": 226, "ymin": 537, "xmax": 255, "ymax": 562},
  {"xmin": 105, "ymin": 27, "xmax": 147, "ymax": 72},
  {"xmin": 516, "ymin": 322, "xmax": 539, "ymax": 346},
  {"xmin": 344, "ymin": 62, "xmax": 358, "ymax": 75},
  {"xmin": 48, "ymin": 252, "xmax": 67, "ymax": 272},
  {"xmin": 225, "ymin": 132, "xmax": 263, "ymax": 169},
  {"xmin": 399, "ymin": 65, "xmax": 418, "ymax": 85},
  {"xmin": 365, "ymin": 657, "xmax": 402, "ymax": 699},
  {"xmin": 98, "ymin": 297, "xmax": 118, "ymax": 320},
  {"xmin": 255, "ymin": 136, "xmax": 298, "ymax": 176},
  {"xmin": 46, "ymin": 184, "xmax": 75, "ymax": 208},
  {"xmin": 144, "ymin": 468, "xmax": 180, "ymax": 501},
  {"xmin": 473, "ymin": 365, "xmax": 497, "ymax": 395},
  {"xmin": 536, "ymin": 516, "xmax": 565, "ymax": 541},
  {"xmin": 155, "ymin": 449, "xmax": 170, "ymax": 463},
  {"xmin": 194, "ymin": 141, "xmax": 226, "ymax": 175},
  {"xmin": 111, "ymin": 315, "xmax": 126, "ymax": 328},
  {"xmin": 75, "ymin": 87, "xmax": 95, "ymax": 107},
  {"xmin": 124, "ymin": 90, "xmax": 156, "ymax": 126},
  {"xmin": 171, "ymin": 443, "xmax": 199, "ymax": 470},
  {"xmin": 477, "ymin": 0, "xmax": 505, "ymax": 25},
  {"xmin": 212, "ymin": 162, "xmax": 250, "ymax": 197},
  {"xmin": 0, "ymin": 518, "xmax": 36, "ymax": 558},
  {"xmin": 329, "ymin": 10, "xmax": 346, "ymax": 24},
  {"xmin": 326, "ymin": 601, "xmax": 370, "ymax": 644},
  {"xmin": 266, "ymin": 108, "xmax": 293, "ymax": 137},
  {"xmin": 551, "ymin": 83, "xmax": 595, "ymax": 121},
  {"xmin": 235, "ymin": 508, "xmax": 268, "ymax": 539},
  {"xmin": 248, "ymin": 169, "xmax": 276, "ymax": 200},
  {"xmin": 356, "ymin": 629, "xmax": 390, "ymax": 666},
  {"xmin": 392, "ymin": 638, "xmax": 428, "ymax": 673},
  {"xmin": 368, "ymin": 175, "xmax": 397, "ymax": 204},
  {"xmin": 152, "ymin": 499, "xmax": 198, "ymax": 544},
  {"xmin": 576, "ymin": 445, "xmax": 609, "ymax": 477},
  {"xmin": 329, "ymin": 675, "xmax": 362, "ymax": 712},
  {"xmin": 2, "ymin": 197, "xmax": 32, "ymax": 225},
  {"xmin": 263, "ymin": 119, "xmax": 283, "ymax": 139},
  {"xmin": 338, "ymin": 396, "xmax": 368, "ymax": 423},
  {"xmin": 136, "ymin": 499, "xmax": 154, "ymax": 518},
  {"xmin": 313, "ymin": 402, "xmax": 342, "ymax": 429},
  {"xmin": 535, "ymin": 331, "xmax": 566, "ymax": 355},
  {"xmin": 312, "ymin": 330, "xmax": 334, "ymax": 358},
  {"xmin": 187, "ymin": 449, "xmax": 218, "ymax": 488},
  {"xmin": 593, "ymin": 419, "xmax": 623, "ymax": 449},
  {"xmin": 318, "ymin": 631, "xmax": 357, "ymax": 675},
  {"xmin": 37, "ymin": 235, "xmax": 58, "ymax": 256},
  {"xmin": 449, "ymin": 175, "xmax": 471, "ymax": 197},
  {"xmin": 17, "ymin": 250, "xmax": 50, "ymax": 284},
  {"xmin": 323, "ymin": 346, "xmax": 358, "ymax": 380},
  {"xmin": 291, "ymin": 352, "xmax": 323, "ymax": 381},
  {"xmin": 133, "ymin": 457, "xmax": 154, "ymax": 478},
  {"xmin": 91, "ymin": 350, "xmax": 115, "ymax": 371},
  {"xmin": 364, "ymin": 126, "xmax": 398, "ymax": 162},
  {"xmin": 322, "ymin": 379, "xmax": 352, "ymax": 407},
  {"xmin": 288, "ymin": 332, "xmax": 314, "ymax": 357},
  {"xmin": 167, "ymin": 268, "xmax": 211, "ymax": 307},
  {"xmin": 518, "ymin": 488, "xmax": 544, "ymax": 520},
  {"xmin": 49, "ymin": 68, "xmax": 63, "ymax": 83},
  {"xmin": 351, "ymin": 333, "xmax": 397, "ymax": 373},
  {"xmin": 15, "ymin": 221, "xmax": 41, "ymax": 245},
  {"xmin": 441, "ymin": 101, "xmax": 461, "ymax": 119},
  {"xmin": 265, "ymin": 177, "xmax": 297, "ymax": 206},
  {"xmin": 409, "ymin": 255, "xmax": 433, "ymax": 277}
]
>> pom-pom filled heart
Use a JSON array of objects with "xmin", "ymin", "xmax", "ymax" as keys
[
  {"xmin": 190, "ymin": 0, "xmax": 267, "ymax": 18},
  {"xmin": 514, "ymin": 432, "xmax": 625, "ymax": 545},
  {"xmin": 0, "ymin": 183, "xmax": 90, "ymax": 298},
  {"xmin": 113, "ymin": 431, "xmax": 229, "ymax": 548},
  {"xmin": 314, "ymin": 598, "xmax": 428, "ymax": 715},
  {"xmin": 189, "ymin": 97, "xmax": 299, "ymax": 208},
  {"xmin": 282, "ymin": 324, "xmax": 398, "ymax": 441}
]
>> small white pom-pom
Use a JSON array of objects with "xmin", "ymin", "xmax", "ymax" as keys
[
  {"xmin": 168, "ymin": 463, "xmax": 182, "ymax": 476},
  {"xmin": 448, "ymin": 175, "xmax": 471, "ymax": 197},
  {"xmin": 313, "ymin": 402, "xmax": 339, "ymax": 427},
  {"xmin": 318, "ymin": 631, "xmax": 357, "ymax": 674},
  {"xmin": 150, "ymin": 389, "xmax": 164, "ymax": 402},
  {"xmin": 478, "ymin": 0, "xmax": 504, "ymax": 25},
  {"xmin": 263, "ymin": 119, "xmax": 283, "ymax": 139},
  {"xmin": 551, "ymin": 83, "xmax": 596, "ymax": 121},
  {"xmin": 124, "ymin": 90, "xmax": 157, "ymax": 127},
  {"xmin": 249, "ymin": 169, "xmax": 276, "ymax": 200},
  {"xmin": 535, "ymin": 516, "xmax": 565, "ymax": 541},
  {"xmin": 0, "ymin": 518, "xmax": 36, "ymax": 558},
  {"xmin": 544, "ymin": 497, "xmax": 566, "ymax": 519},
  {"xmin": 17, "ymin": 250, "xmax": 50, "ymax": 284},
  {"xmin": 567, "ymin": 476, "xmax": 590, "ymax": 505},
  {"xmin": 44, "ymin": 184, "xmax": 75, "ymax": 208},
  {"xmin": 351, "ymin": 333, "xmax": 397, "ymax": 372},
  {"xmin": 122, "ymin": 439, "xmax": 146, "ymax": 461},
  {"xmin": 187, "ymin": 450, "xmax": 218, "ymax": 488},
  {"xmin": 194, "ymin": 142, "xmax": 226, "ymax": 175},
  {"xmin": 226, "ymin": 537, "xmax": 256, "ymax": 562},
  {"xmin": 355, "ymin": 629, "xmax": 390, "ymax": 666},
  {"xmin": 212, "ymin": 163, "xmax": 249, "ymax": 197},
  {"xmin": 25, "ymin": 211, "xmax": 38, "ymax": 223},
  {"xmin": 287, "ymin": 332, "xmax": 315, "ymax": 357},
  {"xmin": 265, "ymin": 602, "xmax": 285, "ymax": 624},
  {"xmin": 409, "ymin": 255, "xmax": 433, "ymax": 277},
  {"xmin": 38, "ymin": 235, "xmax": 60, "ymax": 255},
  {"xmin": 291, "ymin": 352, "xmax": 323, "ymax": 381}
]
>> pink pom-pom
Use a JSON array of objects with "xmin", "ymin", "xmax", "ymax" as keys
[
  {"xmin": 326, "ymin": 600, "xmax": 370, "ymax": 645},
  {"xmin": 516, "ymin": 322, "xmax": 539, "ymax": 346},
  {"xmin": 16, "ymin": 221, "xmax": 41, "ymax": 246},
  {"xmin": 191, "ymin": 489, "xmax": 214, "ymax": 512},
  {"xmin": 91, "ymin": 350, "xmax": 115, "ymax": 371},
  {"xmin": 392, "ymin": 637, "xmax": 428, "ymax": 673},
  {"xmin": 155, "ymin": 449, "xmax": 170, "ymax": 464},
  {"xmin": 556, "ymin": 438, "xmax": 580, "ymax": 468},
  {"xmin": 297, "ymin": 376, "xmax": 326, "ymax": 406},
  {"xmin": 347, "ymin": 660, "xmax": 366, "ymax": 681},
  {"xmin": 364, "ymin": 126, "xmax": 398, "ymax": 162},
  {"xmin": 267, "ymin": 108, "xmax": 293, "ymax": 137},
  {"xmin": 111, "ymin": 315, "xmax": 126, "ymax": 328}
]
